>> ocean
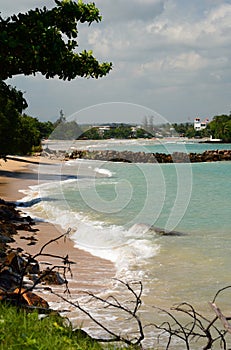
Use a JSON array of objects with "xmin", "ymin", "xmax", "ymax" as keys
[{"xmin": 19, "ymin": 139, "xmax": 231, "ymax": 349}]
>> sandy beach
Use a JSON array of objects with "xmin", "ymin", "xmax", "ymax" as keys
[{"xmin": 0, "ymin": 156, "xmax": 116, "ymax": 310}]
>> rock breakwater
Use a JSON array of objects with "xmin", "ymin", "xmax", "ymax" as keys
[{"xmin": 42, "ymin": 149, "xmax": 231, "ymax": 163}]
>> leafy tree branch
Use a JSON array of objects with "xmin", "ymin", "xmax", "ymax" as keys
[{"xmin": 0, "ymin": 0, "xmax": 112, "ymax": 80}]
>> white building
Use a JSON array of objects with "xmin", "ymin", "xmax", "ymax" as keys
[{"xmin": 194, "ymin": 118, "xmax": 209, "ymax": 131}]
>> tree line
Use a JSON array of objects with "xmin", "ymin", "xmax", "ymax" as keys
[
  {"xmin": 1, "ymin": 109, "xmax": 231, "ymax": 157},
  {"xmin": 172, "ymin": 114, "xmax": 231, "ymax": 141}
]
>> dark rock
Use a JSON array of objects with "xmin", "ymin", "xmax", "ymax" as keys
[
  {"xmin": 0, "ymin": 204, "xmax": 20, "ymax": 221},
  {"xmin": 152, "ymin": 226, "xmax": 186, "ymax": 236},
  {"xmin": 0, "ymin": 222, "xmax": 17, "ymax": 236},
  {"xmin": 15, "ymin": 223, "xmax": 38, "ymax": 232},
  {"xmin": 0, "ymin": 287, "xmax": 49, "ymax": 309},
  {"xmin": 0, "ymin": 235, "xmax": 15, "ymax": 244},
  {"xmin": 0, "ymin": 269, "xmax": 21, "ymax": 291},
  {"xmin": 3, "ymin": 251, "xmax": 25, "ymax": 274},
  {"xmin": 24, "ymin": 216, "xmax": 35, "ymax": 224},
  {"xmin": 27, "ymin": 241, "xmax": 36, "ymax": 246},
  {"xmin": 15, "ymin": 287, "xmax": 49, "ymax": 308},
  {"xmin": 20, "ymin": 235, "xmax": 38, "ymax": 241},
  {"xmin": 39, "ymin": 269, "xmax": 65, "ymax": 285}
]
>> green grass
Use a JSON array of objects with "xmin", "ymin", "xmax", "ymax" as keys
[
  {"xmin": 0, "ymin": 303, "xmax": 137, "ymax": 350},
  {"xmin": 0, "ymin": 303, "xmax": 140, "ymax": 350},
  {"xmin": 0, "ymin": 303, "xmax": 102, "ymax": 350}
]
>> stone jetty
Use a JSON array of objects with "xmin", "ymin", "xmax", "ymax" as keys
[{"xmin": 48, "ymin": 148, "xmax": 231, "ymax": 163}]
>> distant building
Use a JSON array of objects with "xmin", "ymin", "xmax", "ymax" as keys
[
  {"xmin": 194, "ymin": 118, "xmax": 209, "ymax": 131},
  {"xmin": 92, "ymin": 125, "xmax": 111, "ymax": 136}
]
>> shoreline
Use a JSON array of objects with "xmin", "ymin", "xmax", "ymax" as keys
[{"xmin": 0, "ymin": 156, "xmax": 116, "ymax": 310}]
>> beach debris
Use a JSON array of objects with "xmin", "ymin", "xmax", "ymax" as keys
[
  {"xmin": 209, "ymin": 302, "xmax": 231, "ymax": 334},
  {"xmin": 0, "ymin": 287, "xmax": 49, "ymax": 309},
  {"xmin": 3, "ymin": 251, "xmax": 25, "ymax": 274},
  {"xmin": 38, "ymin": 268, "xmax": 66, "ymax": 285},
  {"xmin": 0, "ymin": 198, "xmax": 71, "ymax": 313}
]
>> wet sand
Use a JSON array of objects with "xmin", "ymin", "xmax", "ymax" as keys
[{"xmin": 0, "ymin": 156, "xmax": 116, "ymax": 308}]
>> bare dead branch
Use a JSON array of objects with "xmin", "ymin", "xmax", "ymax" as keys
[
  {"xmin": 33, "ymin": 228, "xmax": 72, "ymax": 258},
  {"xmin": 50, "ymin": 279, "xmax": 144, "ymax": 347},
  {"xmin": 209, "ymin": 302, "xmax": 231, "ymax": 334},
  {"xmin": 12, "ymin": 229, "xmax": 74, "ymax": 307},
  {"xmin": 212, "ymin": 285, "xmax": 231, "ymax": 304},
  {"xmin": 50, "ymin": 290, "xmax": 124, "ymax": 343}
]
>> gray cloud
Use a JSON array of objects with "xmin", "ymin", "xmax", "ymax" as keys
[
  {"xmin": 3, "ymin": 0, "xmax": 231, "ymax": 123},
  {"xmin": 95, "ymin": 0, "xmax": 165, "ymax": 23},
  {"xmin": 0, "ymin": 0, "xmax": 54, "ymax": 17}
]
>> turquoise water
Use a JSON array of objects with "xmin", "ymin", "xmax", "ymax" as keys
[
  {"xmin": 62, "ymin": 138, "xmax": 231, "ymax": 154},
  {"xmin": 20, "ymin": 140, "xmax": 231, "ymax": 348},
  {"xmin": 45, "ymin": 138, "xmax": 231, "ymax": 154}
]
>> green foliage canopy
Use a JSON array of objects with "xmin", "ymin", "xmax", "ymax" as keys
[
  {"xmin": 79, "ymin": 125, "xmax": 153, "ymax": 140},
  {"xmin": 0, "ymin": 81, "xmax": 28, "ymax": 157},
  {"xmin": 172, "ymin": 122, "xmax": 210, "ymax": 138},
  {"xmin": 15, "ymin": 115, "xmax": 42, "ymax": 155},
  {"xmin": 103, "ymin": 124, "xmax": 134, "ymax": 139},
  {"xmin": 0, "ymin": 0, "xmax": 112, "ymax": 80},
  {"xmin": 208, "ymin": 114, "xmax": 231, "ymax": 142}
]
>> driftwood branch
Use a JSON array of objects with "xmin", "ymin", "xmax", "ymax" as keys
[
  {"xmin": 33, "ymin": 228, "xmax": 71, "ymax": 258},
  {"xmin": 212, "ymin": 285, "xmax": 231, "ymax": 304},
  {"xmin": 209, "ymin": 302, "xmax": 231, "ymax": 334},
  {"xmin": 51, "ymin": 279, "xmax": 145, "ymax": 347},
  {"xmin": 147, "ymin": 299, "xmax": 228, "ymax": 350}
]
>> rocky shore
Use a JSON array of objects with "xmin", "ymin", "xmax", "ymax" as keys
[
  {"xmin": 0, "ymin": 198, "xmax": 66, "ymax": 310},
  {"xmin": 43, "ymin": 148, "xmax": 231, "ymax": 163}
]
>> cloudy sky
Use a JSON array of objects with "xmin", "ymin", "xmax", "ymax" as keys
[{"xmin": 1, "ymin": 0, "xmax": 231, "ymax": 124}]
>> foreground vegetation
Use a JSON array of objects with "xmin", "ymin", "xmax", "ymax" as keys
[
  {"xmin": 0, "ymin": 302, "xmax": 141, "ymax": 350},
  {"xmin": 0, "ymin": 303, "xmax": 103, "ymax": 350},
  {"xmin": 1, "ymin": 199, "xmax": 231, "ymax": 349}
]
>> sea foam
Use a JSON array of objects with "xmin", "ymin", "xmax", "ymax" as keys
[
  {"xmin": 94, "ymin": 167, "xmax": 114, "ymax": 177},
  {"xmin": 17, "ymin": 179, "xmax": 160, "ymax": 280}
]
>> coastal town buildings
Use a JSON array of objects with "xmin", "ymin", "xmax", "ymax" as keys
[{"xmin": 194, "ymin": 117, "xmax": 209, "ymax": 131}]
